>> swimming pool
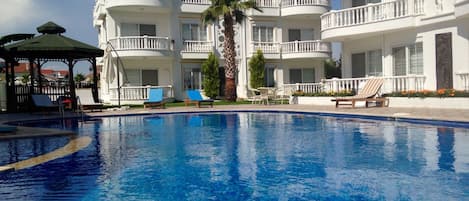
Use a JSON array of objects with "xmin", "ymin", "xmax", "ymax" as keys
[{"xmin": 1, "ymin": 112, "xmax": 468, "ymax": 200}]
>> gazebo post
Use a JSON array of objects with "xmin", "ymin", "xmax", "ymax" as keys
[
  {"xmin": 67, "ymin": 58, "xmax": 77, "ymax": 111},
  {"xmin": 37, "ymin": 58, "xmax": 43, "ymax": 94},
  {"xmin": 6, "ymin": 59, "xmax": 17, "ymax": 112},
  {"xmin": 91, "ymin": 57, "xmax": 99, "ymax": 102},
  {"xmin": 28, "ymin": 58, "xmax": 35, "ymax": 95}
]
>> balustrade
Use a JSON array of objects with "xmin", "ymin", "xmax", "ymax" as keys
[
  {"xmin": 281, "ymin": 40, "xmax": 331, "ymax": 54},
  {"xmin": 182, "ymin": 41, "xmax": 213, "ymax": 53},
  {"xmin": 322, "ymin": 0, "xmax": 425, "ymax": 30},
  {"xmin": 283, "ymin": 75, "xmax": 426, "ymax": 94},
  {"xmin": 109, "ymin": 36, "xmax": 170, "ymax": 51},
  {"xmin": 109, "ymin": 85, "xmax": 173, "ymax": 101}
]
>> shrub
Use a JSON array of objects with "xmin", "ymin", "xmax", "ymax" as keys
[
  {"xmin": 202, "ymin": 52, "xmax": 220, "ymax": 99},
  {"xmin": 249, "ymin": 49, "xmax": 265, "ymax": 89},
  {"xmin": 383, "ymin": 89, "xmax": 469, "ymax": 98}
]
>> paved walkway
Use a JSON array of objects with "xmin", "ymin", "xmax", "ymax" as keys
[{"xmin": 1, "ymin": 104, "xmax": 469, "ymax": 139}]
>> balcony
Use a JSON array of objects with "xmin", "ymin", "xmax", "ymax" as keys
[
  {"xmin": 181, "ymin": 40, "xmax": 214, "ymax": 59},
  {"xmin": 93, "ymin": 0, "xmax": 106, "ymax": 20},
  {"xmin": 249, "ymin": 41, "xmax": 331, "ymax": 59},
  {"xmin": 455, "ymin": 0, "xmax": 469, "ymax": 18},
  {"xmin": 108, "ymin": 36, "xmax": 172, "ymax": 57},
  {"xmin": 321, "ymin": 0, "xmax": 425, "ymax": 41},
  {"xmin": 281, "ymin": 0, "xmax": 329, "ymax": 17},
  {"xmin": 280, "ymin": 40, "xmax": 330, "ymax": 59},
  {"xmin": 181, "ymin": 0, "xmax": 210, "ymax": 13},
  {"xmin": 109, "ymin": 85, "xmax": 174, "ymax": 105},
  {"xmin": 247, "ymin": 0, "xmax": 281, "ymax": 16},
  {"xmin": 251, "ymin": 42, "xmax": 281, "ymax": 59},
  {"xmin": 106, "ymin": 0, "xmax": 171, "ymax": 13}
]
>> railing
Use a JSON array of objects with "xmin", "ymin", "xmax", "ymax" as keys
[
  {"xmin": 457, "ymin": 73, "xmax": 469, "ymax": 91},
  {"xmin": 256, "ymin": 0, "xmax": 280, "ymax": 7},
  {"xmin": 108, "ymin": 36, "xmax": 170, "ymax": 51},
  {"xmin": 321, "ymin": 0, "xmax": 425, "ymax": 30},
  {"xmin": 281, "ymin": 40, "xmax": 331, "ymax": 53},
  {"xmin": 251, "ymin": 42, "xmax": 280, "ymax": 54},
  {"xmin": 182, "ymin": 41, "xmax": 213, "ymax": 53},
  {"xmin": 283, "ymin": 75, "xmax": 426, "ymax": 94},
  {"xmin": 109, "ymin": 85, "xmax": 174, "ymax": 101},
  {"xmin": 281, "ymin": 0, "xmax": 329, "ymax": 7},
  {"xmin": 181, "ymin": 0, "xmax": 211, "ymax": 4}
]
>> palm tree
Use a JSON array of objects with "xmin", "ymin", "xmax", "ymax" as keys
[{"xmin": 202, "ymin": 0, "xmax": 261, "ymax": 101}]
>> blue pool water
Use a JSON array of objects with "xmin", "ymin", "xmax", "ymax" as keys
[{"xmin": 1, "ymin": 112, "xmax": 469, "ymax": 200}]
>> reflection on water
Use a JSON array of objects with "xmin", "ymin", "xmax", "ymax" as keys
[{"xmin": 0, "ymin": 113, "xmax": 468, "ymax": 200}]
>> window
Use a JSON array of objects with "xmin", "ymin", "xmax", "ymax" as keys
[
  {"xmin": 352, "ymin": 50, "xmax": 382, "ymax": 77},
  {"xmin": 121, "ymin": 23, "xmax": 156, "ymax": 36},
  {"xmin": 393, "ymin": 43, "xmax": 423, "ymax": 75},
  {"xmin": 264, "ymin": 67, "xmax": 275, "ymax": 87},
  {"xmin": 288, "ymin": 29, "xmax": 314, "ymax": 41},
  {"xmin": 289, "ymin": 68, "xmax": 315, "ymax": 83},
  {"xmin": 253, "ymin": 26, "xmax": 273, "ymax": 42},
  {"xmin": 367, "ymin": 50, "xmax": 383, "ymax": 76},
  {"xmin": 125, "ymin": 69, "xmax": 158, "ymax": 86},
  {"xmin": 182, "ymin": 23, "xmax": 207, "ymax": 41},
  {"xmin": 142, "ymin": 70, "xmax": 158, "ymax": 86},
  {"xmin": 352, "ymin": 0, "xmax": 381, "ymax": 7},
  {"xmin": 183, "ymin": 64, "xmax": 203, "ymax": 90}
]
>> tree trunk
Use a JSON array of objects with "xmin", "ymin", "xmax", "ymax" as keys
[{"xmin": 223, "ymin": 14, "xmax": 237, "ymax": 101}]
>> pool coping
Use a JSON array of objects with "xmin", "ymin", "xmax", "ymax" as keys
[{"xmin": 6, "ymin": 108, "xmax": 469, "ymax": 129}]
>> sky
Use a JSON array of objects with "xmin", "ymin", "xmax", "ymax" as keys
[{"xmin": 1, "ymin": 0, "xmax": 341, "ymax": 74}]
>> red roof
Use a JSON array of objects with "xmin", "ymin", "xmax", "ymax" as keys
[{"xmin": 12, "ymin": 63, "xmax": 69, "ymax": 77}]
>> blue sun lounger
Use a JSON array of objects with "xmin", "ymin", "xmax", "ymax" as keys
[
  {"xmin": 0, "ymin": 125, "xmax": 17, "ymax": 133},
  {"xmin": 144, "ymin": 88, "xmax": 165, "ymax": 109},
  {"xmin": 185, "ymin": 90, "xmax": 214, "ymax": 108}
]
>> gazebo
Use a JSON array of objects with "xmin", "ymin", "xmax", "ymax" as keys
[{"xmin": 0, "ymin": 22, "xmax": 104, "ymax": 112}]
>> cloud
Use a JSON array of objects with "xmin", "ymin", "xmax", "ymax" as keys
[{"xmin": 0, "ymin": 0, "xmax": 58, "ymax": 35}]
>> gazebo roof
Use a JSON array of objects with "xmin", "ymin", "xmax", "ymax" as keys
[{"xmin": 3, "ymin": 21, "xmax": 103, "ymax": 59}]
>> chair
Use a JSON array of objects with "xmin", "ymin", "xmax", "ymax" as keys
[
  {"xmin": 143, "ymin": 88, "xmax": 165, "ymax": 109},
  {"xmin": 185, "ymin": 90, "xmax": 214, "ymax": 108},
  {"xmin": 258, "ymin": 87, "xmax": 276, "ymax": 105},
  {"xmin": 274, "ymin": 87, "xmax": 293, "ymax": 104},
  {"xmin": 0, "ymin": 125, "xmax": 16, "ymax": 133},
  {"xmin": 332, "ymin": 78, "xmax": 387, "ymax": 108},
  {"xmin": 248, "ymin": 89, "xmax": 262, "ymax": 104},
  {"xmin": 31, "ymin": 94, "xmax": 61, "ymax": 113},
  {"xmin": 76, "ymin": 89, "xmax": 104, "ymax": 112}
]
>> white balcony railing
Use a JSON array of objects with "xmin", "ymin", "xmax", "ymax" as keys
[
  {"xmin": 281, "ymin": 0, "xmax": 329, "ymax": 7},
  {"xmin": 281, "ymin": 40, "xmax": 331, "ymax": 53},
  {"xmin": 109, "ymin": 85, "xmax": 174, "ymax": 101},
  {"xmin": 256, "ymin": 0, "xmax": 281, "ymax": 7},
  {"xmin": 108, "ymin": 36, "xmax": 170, "ymax": 51},
  {"xmin": 457, "ymin": 73, "xmax": 469, "ymax": 91},
  {"xmin": 182, "ymin": 40, "xmax": 213, "ymax": 53},
  {"xmin": 251, "ymin": 42, "xmax": 281, "ymax": 54},
  {"xmin": 181, "ymin": 0, "xmax": 211, "ymax": 4},
  {"xmin": 283, "ymin": 75, "xmax": 426, "ymax": 94},
  {"xmin": 321, "ymin": 0, "xmax": 425, "ymax": 30}
]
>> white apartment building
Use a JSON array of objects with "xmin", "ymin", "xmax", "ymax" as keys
[
  {"xmin": 93, "ymin": 0, "xmax": 331, "ymax": 103},
  {"xmin": 322, "ymin": 0, "xmax": 469, "ymax": 91}
]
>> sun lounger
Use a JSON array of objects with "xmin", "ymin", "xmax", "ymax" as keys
[
  {"xmin": 185, "ymin": 90, "xmax": 214, "ymax": 108},
  {"xmin": 76, "ymin": 89, "xmax": 104, "ymax": 112},
  {"xmin": 31, "ymin": 94, "xmax": 61, "ymax": 112},
  {"xmin": 143, "ymin": 88, "xmax": 165, "ymax": 109},
  {"xmin": 0, "ymin": 125, "xmax": 16, "ymax": 133},
  {"xmin": 332, "ymin": 78, "xmax": 387, "ymax": 108}
]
